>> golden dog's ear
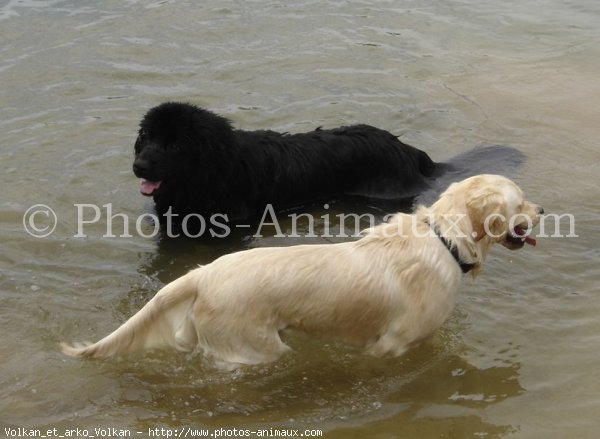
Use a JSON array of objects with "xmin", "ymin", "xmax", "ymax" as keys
[{"xmin": 466, "ymin": 191, "xmax": 507, "ymax": 241}]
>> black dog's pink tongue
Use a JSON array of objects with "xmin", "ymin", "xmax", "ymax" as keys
[
  {"xmin": 514, "ymin": 226, "xmax": 537, "ymax": 246},
  {"xmin": 140, "ymin": 180, "xmax": 161, "ymax": 196}
]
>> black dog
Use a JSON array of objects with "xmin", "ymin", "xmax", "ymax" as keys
[{"xmin": 132, "ymin": 102, "xmax": 444, "ymax": 226}]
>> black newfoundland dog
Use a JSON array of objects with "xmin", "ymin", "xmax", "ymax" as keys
[{"xmin": 133, "ymin": 102, "xmax": 445, "ymax": 226}]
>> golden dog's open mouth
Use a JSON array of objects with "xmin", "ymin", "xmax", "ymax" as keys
[{"xmin": 504, "ymin": 225, "xmax": 537, "ymax": 249}]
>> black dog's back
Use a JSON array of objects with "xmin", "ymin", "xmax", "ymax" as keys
[{"xmin": 234, "ymin": 125, "xmax": 438, "ymax": 209}]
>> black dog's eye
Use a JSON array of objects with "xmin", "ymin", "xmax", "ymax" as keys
[
  {"xmin": 168, "ymin": 143, "xmax": 182, "ymax": 153},
  {"xmin": 134, "ymin": 131, "xmax": 147, "ymax": 154}
]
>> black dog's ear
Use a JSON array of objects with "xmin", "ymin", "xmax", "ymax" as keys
[{"xmin": 189, "ymin": 109, "xmax": 236, "ymax": 154}]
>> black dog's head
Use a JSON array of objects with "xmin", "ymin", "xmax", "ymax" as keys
[{"xmin": 132, "ymin": 102, "xmax": 236, "ymax": 203}]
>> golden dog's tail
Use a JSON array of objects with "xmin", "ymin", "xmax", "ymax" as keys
[{"xmin": 61, "ymin": 270, "xmax": 200, "ymax": 358}]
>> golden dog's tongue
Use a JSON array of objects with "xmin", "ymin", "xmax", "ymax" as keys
[
  {"xmin": 514, "ymin": 226, "xmax": 537, "ymax": 246},
  {"xmin": 140, "ymin": 180, "xmax": 161, "ymax": 196}
]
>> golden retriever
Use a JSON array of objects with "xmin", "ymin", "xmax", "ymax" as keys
[{"xmin": 62, "ymin": 174, "xmax": 543, "ymax": 365}]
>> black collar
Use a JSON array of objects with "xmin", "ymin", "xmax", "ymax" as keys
[{"xmin": 427, "ymin": 222, "xmax": 476, "ymax": 274}]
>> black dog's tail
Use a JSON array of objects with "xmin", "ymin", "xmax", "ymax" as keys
[
  {"xmin": 415, "ymin": 147, "xmax": 438, "ymax": 177},
  {"xmin": 414, "ymin": 144, "xmax": 526, "ymax": 206}
]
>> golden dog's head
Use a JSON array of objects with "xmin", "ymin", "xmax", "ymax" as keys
[
  {"xmin": 373, "ymin": 174, "xmax": 542, "ymax": 276},
  {"xmin": 441, "ymin": 174, "xmax": 543, "ymax": 251}
]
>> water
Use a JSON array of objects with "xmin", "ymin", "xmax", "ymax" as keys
[{"xmin": 1, "ymin": 1, "xmax": 599, "ymax": 437}]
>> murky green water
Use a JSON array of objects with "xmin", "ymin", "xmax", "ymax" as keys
[{"xmin": 1, "ymin": 1, "xmax": 599, "ymax": 437}]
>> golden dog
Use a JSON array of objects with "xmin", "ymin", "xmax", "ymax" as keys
[{"xmin": 62, "ymin": 174, "xmax": 543, "ymax": 365}]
